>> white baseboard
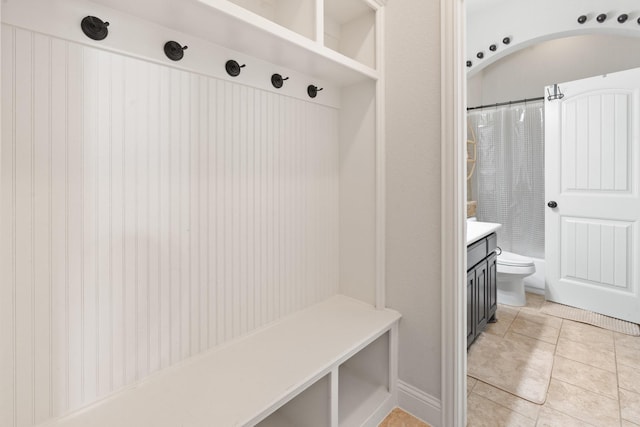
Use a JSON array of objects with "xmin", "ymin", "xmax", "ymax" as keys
[{"xmin": 397, "ymin": 381, "xmax": 442, "ymax": 427}]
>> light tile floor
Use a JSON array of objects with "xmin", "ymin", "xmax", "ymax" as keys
[
  {"xmin": 467, "ymin": 293, "xmax": 640, "ymax": 427},
  {"xmin": 379, "ymin": 408, "xmax": 431, "ymax": 427}
]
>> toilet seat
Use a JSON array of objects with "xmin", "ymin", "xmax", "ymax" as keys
[{"xmin": 497, "ymin": 251, "xmax": 535, "ymax": 275}]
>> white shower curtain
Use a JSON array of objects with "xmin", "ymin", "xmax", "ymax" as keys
[{"xmin": 468, "ymin": 101, "xmax": 545, "ymax": 259}]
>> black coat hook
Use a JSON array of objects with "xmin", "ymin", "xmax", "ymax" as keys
[
  {"xmin": 489, "ymin": 44, "xmax": 497, "ymax": 52},
  {"xmin": 226, "ymin": 60, "xmax": 246, "ymax": 77},
  {"xmin": 502, "ymin": 37, "xmax": 511, "ymax": 45},
  {"xmin": 476, "ymin": 52, "xmax": 484, "ymax": 59},
  {"xmin": 597, "ymin": 13, "xmax": 607, "ymax": 23},
  {"xmin": 81, "ymin": 16, "xmax": 109, "ymax": 41},
  {"xmin": 618, "ymin": 14, "xmax": 628, "ymax": 23},
  {"xmin": 307, "ymin": 85, "xmax": 323, "ymax": 98},
  {"xmin": 271, "ymin": 74, "xmax": 289, "ymax": 89},
  {"xmin": 466, "ymin": 60, "xmax": 473, "ymax": 68},
  {"xmin": 164, "ymin": 41, "xmax": 188, "ymax": 61},
  {"xmin": 577, "ymin": 15, "xmax": 587, "ymax": 24}
]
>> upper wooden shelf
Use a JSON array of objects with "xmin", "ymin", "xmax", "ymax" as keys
[{"xmin": 88, "ymin": 0, "xmax": 380, "ymax": 86}]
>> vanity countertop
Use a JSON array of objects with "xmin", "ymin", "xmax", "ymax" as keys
[{"xmin": 466, "ymin": 221, "xmax": 501, "ymax": 246}]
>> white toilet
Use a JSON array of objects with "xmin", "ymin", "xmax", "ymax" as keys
[{"xmin": 496, "ymin": 251, "xmax": 536, "ymax": 306}]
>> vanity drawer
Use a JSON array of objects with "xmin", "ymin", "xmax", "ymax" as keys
[
  {"xmin": 487, "ymin": 233, "xmax": 497, "ymax": 253},
  {"xmin": 467, "ymin": 238, "xmax": 487, "ymax": 270}
]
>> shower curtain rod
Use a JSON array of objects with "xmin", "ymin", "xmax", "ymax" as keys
[{"xmin": 466, "ymin": 96, "xmax": 544, "ymax": 111}]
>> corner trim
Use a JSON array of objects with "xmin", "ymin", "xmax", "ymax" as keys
[
  {"xmin": 375, "ymin": 4, "xmax": 386, "ymax": 310},
  {"xmin": 440, "ymin": 0, "xmax": 467, "ymax": 426},
  {"xmin": 397, "ymin": 381, "xmax": 442, "ymax": 427}
]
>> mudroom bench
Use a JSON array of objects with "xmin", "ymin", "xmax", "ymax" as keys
[{"xmin": 37, "ymin": 296, "xmax": 401, "ymax": 427}]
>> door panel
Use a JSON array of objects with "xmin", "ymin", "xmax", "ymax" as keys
[
  {"xmin": 467, "ymin": 271, "xmax": 475, "ymax": 349},
  {"xmin": 487, "ymin": 253, "xmax": 497, "ymax": 317},
  {"xmin": 475, "ymin": 261, "xmax": 488, "ymax": 332},
  {"xmin": 562, "ymin": 93, "xmax": 631, "ymax": 192},
  {"xmin": 546, "ymin": 67, "xmax": 640, "ymax": 323},
  {"xmin": 560, "ymin": 218, "xmax": 632, "ymax": 289}
]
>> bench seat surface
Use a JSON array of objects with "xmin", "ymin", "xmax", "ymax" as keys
[{"xmin": 38, "ymin": 295, "xmax": 400, "ymax": 427}]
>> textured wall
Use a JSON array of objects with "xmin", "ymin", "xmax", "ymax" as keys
[
  {"xmin": 467, "ymin": 34, "xmax": 640, "ymax": 107},
  {"xmin": 0, "ymin": 25, "xmax": 339, "ymax": 427},
  {"xmin": 385, "ymin": 0, "xmax": 442, "ymax": 401}
]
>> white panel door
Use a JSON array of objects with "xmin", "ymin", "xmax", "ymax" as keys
[{"xmin": 545, "ymin": 68, "xmax": 640, "ymax": 323}]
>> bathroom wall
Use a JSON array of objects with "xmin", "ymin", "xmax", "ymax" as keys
[
  {"xmin": 468, "ymin": 34, "xmax": 640, "ymax": 106},
  {"xmin": 466, "ymin": 0, "xmax": 640, "ymax": 77},
  {"xmin": 0, "ymin": 22, "xmax": 340, "ymax": 427}
]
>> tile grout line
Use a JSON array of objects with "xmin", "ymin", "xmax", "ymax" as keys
[
  {"xmin": 479, "ymin": 300, "xmax": 638, "ymax": 426},
  {"xmin": 615, "ymin": 337, "xmax": 624, "ymax": 425},
  {"xmin": 470, "ymin": 382, "xmax": 540, "ymax": 422}
]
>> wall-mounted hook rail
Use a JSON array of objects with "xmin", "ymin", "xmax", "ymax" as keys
[
  {"xmin": 547, "ymin": 84, "xmax": 564, "ymax": 101},
  {"xmin": 81, "ymin": 16, "xmax": 109, "ymax": 40},
  {"xmin": 226, "ymin": 60, "xmax": 246, "ymax": 77},
  {"xmin": 271, "ymin": 74, "xmax": 289, "ymax": 89},
  {"xmin": 164, "ymin": 41, "xmax": 188, "ymax": 61},
  {"xmin": 307, "ymin": 85, "xmax": 323, "ymax": 98}
]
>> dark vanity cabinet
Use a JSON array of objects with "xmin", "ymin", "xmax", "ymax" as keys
[{"xmin": 467, "ymin": 233, "xmax": 498, "ymax": 348}]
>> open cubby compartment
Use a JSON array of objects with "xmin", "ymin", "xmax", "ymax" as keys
[
  {"xmin": 228, "ymin": 0, "xmax": 316, "ymax": 40},
  {"xmin": 256, "ymin": 374, "xmax": 331, "ymax": 427},
  {"xmin": 324, "ymin": 0, "xmax": 376, "ymax": 68},
  {"xmin": 338, "ymin": 332, "xmax": 390, "ymax": 427}
]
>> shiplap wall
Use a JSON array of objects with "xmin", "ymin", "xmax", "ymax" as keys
[{"xmin": 0, "ymin": 25, "xmax": 340, "ymax": 427}]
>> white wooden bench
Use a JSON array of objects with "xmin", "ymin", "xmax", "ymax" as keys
[{"xmin": 37, "ymin": 295, "xmax": 401, "ymax": 427}]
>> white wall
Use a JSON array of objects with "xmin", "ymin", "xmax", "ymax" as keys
[
  {"xmin": 386, "ymin": 0, "xmax": 442, "ymax": 422},
  {"xmin": 340, "ymin": 80, "xmax": 377, "ymax": 305},
  {"xmin": 468, "ymin": 34, "xmax": 640, "ymax": 106}
]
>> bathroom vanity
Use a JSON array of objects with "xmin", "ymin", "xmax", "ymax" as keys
[{"xmin": 466, "ymin": 222, "xmax": 501, "ymax": 348}]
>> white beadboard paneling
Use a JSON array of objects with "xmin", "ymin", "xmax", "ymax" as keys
[
  {"xmin": 562, "ymin": 93, "xmax": 632, "ymax": 193},
  {"xmin": 613, "ymin": 225, "xmax": 629, "ymax": 288},
  {"xmin": 15, "ymin": 26, "xmax": 35, "ymax": 427},
  {"xmin": 614, "ymin": 94, "xmax": 629, "ymax": 191},
  {"xmin": 110, "ymin": 52, "xmax": 126, "ymax": 391},
  {"xmin": 49, "ymin": 36, "xmax": 69, "ymax": 417},
  {"xmin": 0, "ymin": 24, "xmax": 16, "ymax": 427},
  {"xmin": 587, "ymin": 96, "xmax": 601, "ymax": 190},
  {"xmin": 561, "ymin": 100, "xmax": 576, "ymax": 191},
  {"xmin": 575, "ymin": 98, "xmax": 588, "ymax": 190},
  {"xmin": 601, "ymin": 95, "xmax": 615, "ymax": 191},
  {"xmin": 1, "ymin": 25, "xmax": 340, "ymax": 427},
  {"xmin": 33, "ymin": 32, "xmax": 53, "ymax": 425},
  {"xmin": 66, "ymin": 40, "xmax": 83, "ymax": 412},
  {"xmin": 561, "ymin": 217, "xmax": 632, "ymax": 290},
  {"xmin": 587, "ymin": 223, "xmax": 601, "ymax": 282}
]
